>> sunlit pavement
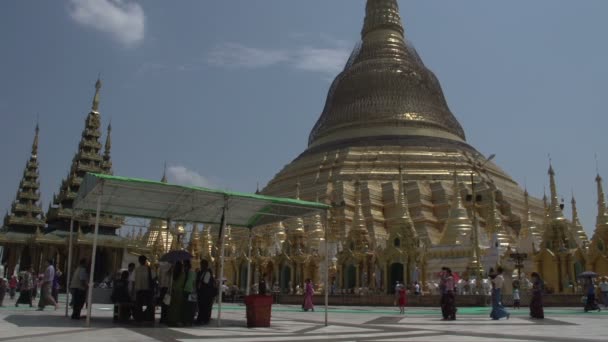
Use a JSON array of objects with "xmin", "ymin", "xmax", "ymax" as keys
[{"xmin": 0, "ymin": 295, "xmax": 606, "ymax": 342}]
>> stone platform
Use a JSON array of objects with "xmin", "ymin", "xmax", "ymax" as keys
[
  {"xmin": 277, "ymin": 294, "xmax": 586, "ymax": 307},
  {"xmin": 0, "ymin": 295, "xmax": 606, "ymax": 342}
]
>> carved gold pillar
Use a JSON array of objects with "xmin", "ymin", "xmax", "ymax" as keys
[{"xmin": 338, "ymin": 264, "xmax": 344, "ymax": 289}]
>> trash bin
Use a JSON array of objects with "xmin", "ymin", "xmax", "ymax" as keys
[{"xmin": 244, "ymin": 295, "xmax": 273, "ymax": 327}]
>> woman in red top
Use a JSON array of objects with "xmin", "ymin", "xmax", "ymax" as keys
[
  {"xmin": 8, "ymin": 276, "xmax": 17, "ymax": 300},
  {"xmin": 397, "ymin": 284, "xmax": 407, "ymax": 314}
]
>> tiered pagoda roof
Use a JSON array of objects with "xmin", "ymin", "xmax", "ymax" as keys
[
  {"xmin": 46, "ymin": 78, "xmax": 122, "ymax": 235},
  {"xmin": 0, "ymin": 124, "xmax": 45, "ymax": 243}
]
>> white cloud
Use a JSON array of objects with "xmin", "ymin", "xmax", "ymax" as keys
[
  {"xmin": 207, "ymin": 42, "xmax": 351, "ymax": 75},
  {"xmin": 207, "ymin": 43, "xmax": 290, "ymax": 68},
  {"xmin": 293, "ymin": 47, "xmax": 351, "ymax": 74},
  {"xmin": 67, "ymin": 0, "xmax": 145, "ymax": 47},
  {"xmin": 167, "ymin": 166, "xmax": 214, "ymax": 188}
]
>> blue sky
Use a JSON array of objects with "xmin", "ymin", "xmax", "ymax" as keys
[{"xmin": 1, "ymin": 0, "xmax": 607, "ymax": 236}]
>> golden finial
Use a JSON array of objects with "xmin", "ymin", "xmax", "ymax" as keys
[
  {"xmin": 92, "ymin": 76, "xmax": 102, "ymax": 112},
  {"xmin": 362, "ymin": 0, "xmax": 404, "ymax": 38},
  {"xmin": 547, "ymin": 158, "xmax": 564, "ymax": 219}
]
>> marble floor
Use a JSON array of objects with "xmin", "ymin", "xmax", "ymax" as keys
[{"xmin": 0, "ymin": 296, "xmax": 606, "ymax": 342}]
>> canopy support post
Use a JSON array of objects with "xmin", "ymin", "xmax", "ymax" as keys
[
  {"xmin": 324, "ymin": 209, "xmax": 330, "ymax": 327},
  {"xmin": 65, "ymin": 215, "xmax": 75, "ymax": 318},
  {"xmin": 86, "ymin": 190, "xmax": 102, "ymax": 327},
  {"xmin": 246, "ymin": 229, "xmax": 252, "ymax": 296},
  {"xmin": 166, "ymin": 217, "xmax": 171, "ymax": 253},
  {"xmin": 216, "ymin": 204, "xmax": 228, "ymax": 327}
]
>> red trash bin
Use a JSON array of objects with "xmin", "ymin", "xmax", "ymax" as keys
[{"xmin": 244, "ymin": 295, "xmax": 273, "ymax": 327}]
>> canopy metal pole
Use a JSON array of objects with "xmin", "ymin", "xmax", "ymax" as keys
[
  {"xmin": 64, "ymin": 215, "xmax": 75, "ymax": 317},
  {"xmin": 86, "ymin": 192, "xmax": 102, "ymax": 327},
  {"xmin": 324, "ymin": 210, "xmax": 329, "ymax": 327},
  {"xmin": 245, "ymin": 229, "xmax": 252, "ymax": 295},
  {"xmin": 216, "ymin": 205, "xmax": 228, "ymax": 327}
]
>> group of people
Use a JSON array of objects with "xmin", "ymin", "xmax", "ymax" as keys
[
  {"xmin": 4, "ymin": 260, "xmax": 62, "ymax": 311},
  {"xmin": 109, "ymin": 256, "xmax": 218, "ymax": 327},
  {"xmin": 433, "ymin": 266, "xmax": 546, "ymax": 320}
]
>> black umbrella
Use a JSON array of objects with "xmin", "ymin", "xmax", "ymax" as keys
[
  {"xmin": 159, "ymin": 250, "xmax": 192, "ymax": 263},
  {"xmin": 577, "ymin": 271, "xmax": 598, "ymax": 278}
]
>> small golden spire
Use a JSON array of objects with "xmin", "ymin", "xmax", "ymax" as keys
[
  {"xmin": 92, "ymin": 77, "xmax": 102, "ymax": 112},
  {"xmin": 548, "ymin": 161, "xmax": 565, "ymax": 220},
  {"xmin": 440, "ymin": 170, "xmax": 472, "ymax": 245},
  {"xmin": 32, "ymin": 122, "xmax": 39, "ymax": 157},
  {"xmin": 161, "ymin": 162, "xmax": 168, "ymax": 183},
  {"xmin": 104, "ymin": 122, "xmax": 112, "ymax": 157},
  {"xmin": 571, "ymin": 192, "xmax": 590, "ymax": 247},
  {"xmin": 595, "ymin": 173, "xmax": 608, "ymax": 226}
]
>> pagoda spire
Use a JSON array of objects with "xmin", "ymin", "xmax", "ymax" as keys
[
  {"xmin": 32, "ymin": 122, "xmax": 39, "ymax": 156},
  {"xmin": 518, "ymin": 188, "xmax": 539, "ymax": 253},
  {"xmin": 548, "ymin": 163, "xmax": 565, "ymax": 220},
  {"xmin": 362, "ymin": 0, "xmax": 404, "ymax": 38},
  {"xmin": 2, "ymin": 124, "xmax": 45, "ymax": 233},
  {"xmin": 348, "ymin": 180, "xmax": 370, "ymax": 251},
  {"xmin": 161, "ymin": 162, "xmax": 168, "ymax": 183},
  {"xmin": 595, "ymin": 174, "xmax": 608, "ymax": 226},
  {"xmin": 570, "ymin": 193, "xmax": 589, "ymax": 248},
  {"xmin": 440, "ymin": 170, "xmax": 472, "ymax": 246},
  {"xmin": 102, "ymin": 122, "xmax": 112, "ymax": 173},
  {"xmin": 593, "ymin": 173, "xmax": 608, "ymax": 243},
  {"xmin": 487, "ymin": 190, "xmax": 513, "ymax": 248},
  {"xmin": 92, "ymin": 77, "xmax": 102, "ymax": 112},
  {"xmin": 46, "ymin": 78, "xmax": 120, "ymax": 232}
]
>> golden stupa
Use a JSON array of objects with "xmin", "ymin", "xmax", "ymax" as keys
[{"xmin": 261, "ymin": 0, "xmax": 547, "ymax": 286}]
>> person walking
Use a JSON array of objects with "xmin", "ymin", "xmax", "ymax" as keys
[
  {"xmin": 167, "ymin": 261, "xmax": 185, "ymax": 327},
  {"xmin": 303, "ymin": 279, "xmax": 314, "ymax": 312},
  {"xmin": 489, "ymin": 267, "xmax": 510, "ymax": 320},
  {"xmin": 157, "ymin": 261, "xmax": 172, "ymax": 324},
  {"xmin": 0, "ymin": 278, "xmax": 7, "ymax": 307},
  {"xmin": 52, "ymin": 269, "xmax": 62, "ymax": 303},
  {"xmin": 443, "ymin": 268, "xmax": 457, "ymax": 320},
  {"xmin": 195, "ymin": 259, "xmax": 216, "ymax": 325},
  {"xmin": 8, "ymin": 275, "xmax": 17, "ymax": 300},
  {"xmin": 397, "ymin": 283, "xmax": 407, "ymax": 314},
  {"xmin": 512, "ymin": 282, "xmax": 521, "ymax": 310},
  {"xmin": 15, "ymin": 267, "xmax": 33, "ymax": 307},
  {"xmin": 599, "ymin": 277, "xmax": 608, "ymax": 308},
  {"xmin": 133, "ymin": 255, "xmax": 155, "ymax": 324},
  {"xmin": 182, "ymin": 260, "xmax": 196, "ymax": 326},
  {"xmin": 70, "ymin": 258, "xmax": 88, "ymax": 319},
  {"xmin": 529, "ymin": 272, "xmax": 544, "ymax": 319},
  {"xmin": 37, "ymin": 259, "xmax": 58, "ymax": 311},
  {"xmin": 438, "ymin": 267, "xmax": 448, "ymax": 320}
]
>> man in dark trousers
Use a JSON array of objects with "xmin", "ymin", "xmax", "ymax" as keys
[
  {"xmin": 70, "ymin": 258, "xmax": 88, "ymax": 319},
  {"xmin": 196, "ymin": 259, "xmax": 216, "ymax": 325}
]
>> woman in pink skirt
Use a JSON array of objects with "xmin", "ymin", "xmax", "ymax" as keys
[{"xmin": 303, "ymin": 279, "xmax": 314, "ymax": 312}]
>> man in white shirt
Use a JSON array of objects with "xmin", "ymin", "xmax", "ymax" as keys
[{"xmin": 36, "ymin": 259, "xmax": 58, "ymax": 311}]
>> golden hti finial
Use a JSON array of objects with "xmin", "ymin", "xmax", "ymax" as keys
[{"xmin": 92, "ymin": 76, "xmax": 102, "ymax": 112}]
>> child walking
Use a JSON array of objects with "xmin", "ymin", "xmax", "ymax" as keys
[
  {"xmin": 513, "ymin": 285, "xmax": 521, "ymax": 309},
  {"xmin": 397, "ymin": 284, "xmax": 407, "ymax": 314}
]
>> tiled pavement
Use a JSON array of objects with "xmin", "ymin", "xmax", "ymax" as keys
[{"xmin": 0, "ymin": 295, "xmax": 606, "ymax": 342}]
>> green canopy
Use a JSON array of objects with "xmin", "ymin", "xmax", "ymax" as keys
[
  {"xmin": 72, "ymin": 172, "xmax": 330, "ymax": 328},
  {"xmin": 75, "ymin": 173, "xmax": 329, "ymax": 227}
]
